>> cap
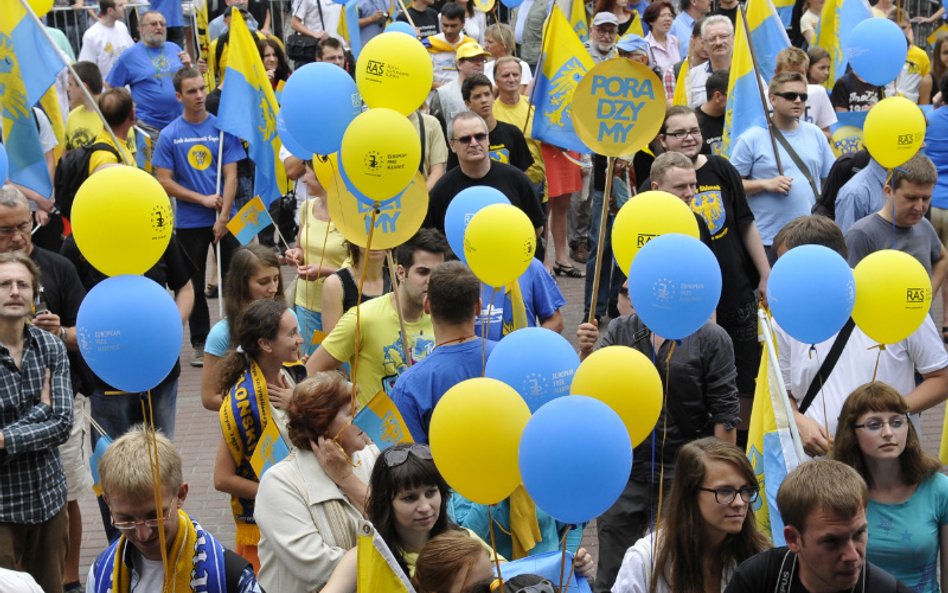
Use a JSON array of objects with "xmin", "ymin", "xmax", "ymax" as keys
[
  {"xmin": 617, "ymin": 33, "xmax": 650, "ymax": 55},
  {"xmin": 456, "ymin": 42, "xmax": 491, "ymax": 61},
  {"xmin": 592, "ymin": 11, "xmax": 620, "ymax": 27}
]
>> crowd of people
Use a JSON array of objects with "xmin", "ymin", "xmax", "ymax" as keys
[{"xmin": 4, "ymin": 0, "xmax": 948, "ymax": 591}]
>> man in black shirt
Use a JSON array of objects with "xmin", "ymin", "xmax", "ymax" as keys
[
  {"xmin": 396, "ymin": 0, "xmax": 439, "ymax": 41},
  {"xmin": 725, "ymin": 460, "xmax": 910, "ymax": 593},
  {"xmin": 831, "ymin": 69, "xmax": 884, "ymax": 112},
  {"xmin": 444, "ymin": 74, "xmax": 534, "ymax": 173},
  {"xmin": 697, "ymin": 69, "xmax": 727, "ymax": 155},
  {"xmin": 427, "ymin": 112, "xmax": 545, "ymax": 247}
]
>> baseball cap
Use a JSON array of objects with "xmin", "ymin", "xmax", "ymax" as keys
[
  {"xmin": 456, "ymin": 42, "xmax": 491, "ymax": 61},
  {"xmin": 617, "ymin": 34, "xmax": 650, "ymax": 55},
  {"xmin": 592, "ymin": 11, "xmax": 620, "ymax": 27}
]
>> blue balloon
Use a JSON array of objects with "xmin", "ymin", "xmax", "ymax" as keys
[
  {"xmin": 385, "ymin": 21, "xmax": 417, "ymax": 36},
  {"xmin": 276, "ymin": 112, "xmax": 313, "ymax": 160},
  {"xmin": 77, "ymin": 275, "xmax": 183, "ymax": 393},
  {"xmin": 281, "ymin": 63, "xmax": 361, "ymax": 155},
  {"xmin": 627, "ymin": 234, "xmax": 722, "ymax": 340},
  {"xmin": 0, "ymin": 143, "xmax": 7, "ymax": 184},
  {"xmin": 846, "ymin": 18, "xmax": 908, "ymax": 86},
  {"xmin": 444, "ymin": 186, "xmax": 510, "ymax": 261},
  {"xmin": 769, "ymin": 244, "xmax": 855, "ymax": 345},
  {"xmin": 519, "ymin": 396, "xmax": 632, "ymax": 524},
  {"xmin": 485, "ymin": 327, "xmax": 580, "ymax": 412}
]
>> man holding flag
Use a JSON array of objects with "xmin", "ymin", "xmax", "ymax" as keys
[{"xmin": 155, "ymin": 67, "xmax": 245, "ymax": 368}]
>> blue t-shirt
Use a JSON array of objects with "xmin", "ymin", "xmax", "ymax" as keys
[
  {"xmin": 730, "ymin": 122, "xmax": 834, "ymax": 245},
  {"xmin": 925, "ymin": 107, "xmax": 948, "ymax": 210},
  {"xmin": 149, "ymin": 0, "xmax": 185, "ymax": 27},
  {"xmin": 153, "ymin": 114, "xmax": 246, "ymax": 229},
  {"xmin": 867, "ymin": 472, "xmax": 948, "ymax": 593},
  {"xmin": 205, "ymin": 309, "xmax": 302, "ymax": 357},
  {"xmin": 106, "ymin": 42, "xmax": 184, "ymax": 129},
  {"xmin": 391, "ymin": 339, "xmax": 496, "ymax": 443},
  {"xmin": 475, "ymin": 259, "xmax": 567, "ymax": 341},
  {"xmin": 358, "ymin": 0, "xmax": 390, "ymax": 46}
]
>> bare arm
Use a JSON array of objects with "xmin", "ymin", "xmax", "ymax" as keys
[
  {"xmin": 291, "ymin": 14, "xmax": 329, "ymax": 39},
  {"xmin": 213, "ymin": 162, "xmax": 238, "ymax": 242},
  {"xmin": 213, "ymin": 437, "xmax": 259, "ymax": 499},
  {"xmin": 740, "ymin": 221, "xmax": 771, "ymax": 303},
  {"xmin": 201, "ymin": 353, "xmax": 226, "ymax": 411},
  {"xmin": 714, "ymin": 422, "xmax": 736, "ymax": 444},
  {"xmin": 304, "ymin": 345, "xmax": 344, "ymax": 376},
  {"xmin": 742, "ymin": 177, "xmax": 792, "ymax": 196},
  {"xmin": 426, "ymin": 163, "xmax": 446, "ymax": 191},
  {"xmin": 157, "ymin": 167, "xmax": 218, "ymax": 207},
  {"xmin": 540, "ymin": 310, "xmax": 564, "ymax": 334},
  {"xmin": 904, "ymin": 366, "xmax": 948, "ymax": 414},
  {"xmin": 174, "ymin": 280, "xmax": 195, "ymax": 323},
  {"xmin": 320, "ymin": 274, "xmax": 345, "ymax": 335}
]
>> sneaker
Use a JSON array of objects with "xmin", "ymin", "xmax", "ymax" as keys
[{"xmin": 190, "ymin": 343, "xmax": 205, "ymax": 367}]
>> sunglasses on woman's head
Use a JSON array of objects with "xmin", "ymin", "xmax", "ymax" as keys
[{"xmin": 382, "ymin": 444, "xmax": 433, "ymax": 467}]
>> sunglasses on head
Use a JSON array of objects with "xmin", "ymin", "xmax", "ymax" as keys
[{"xmin": 382, "ymin": 444, "xmax": 433, "ymax": 467}]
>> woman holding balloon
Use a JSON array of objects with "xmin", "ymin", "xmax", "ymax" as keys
[{"xmin": 612, "ymin": 438, "xmax": 769, "ymax": 593}]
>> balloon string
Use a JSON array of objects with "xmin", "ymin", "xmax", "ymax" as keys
[
  {"xmin": 350, "ymin": 208, "xmax": 379, "ymax": 416},
  {"xmin": 654, "ymin": 340, "xmax": 675, "ymax": 548},
  {"xmin": 871, "ymin": 345, "xmax": 885, "ymax": 383},
  {"xmin": 557, "ymin": 525, "xmax": 576, "ymax": 593},
  {"xmin": 306, "ymin": 197, "xmax": 332, "ymax": 314},
  {"xmin": 141, "ymin": 393, "xmax": 170, "ymax": 581},
  {"xmin": 805, "ymin": 345, "xmax": 834, "ymax": 453},
  {"xmin": 488, "ymin": 504, "xmax": 504, "ymax": 590},
  {"xmin": 480, "ymin": 286, "xmax": 497, "ymax": 376}
]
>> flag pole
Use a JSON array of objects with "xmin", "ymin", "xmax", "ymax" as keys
[
  {"xmin": 738, "ymin": 3, "xmax": 784, "ymax": 175},
  {"xmin": 586, "ymin": 156, "xmax": 615, "ymax": 324},
  {"xmin": 757, "ymin": 308, "xmax": 807, "ymax": 460},
  {"xmin": 215, "ymin": 131, "xmax": 225, "ymax": 319},
  {"xmin": 18, "ymin": 0, "xmax": 131, "ymax": 166}
]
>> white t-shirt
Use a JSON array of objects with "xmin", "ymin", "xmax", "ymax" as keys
[
  {"xmin": 804, "ymin": 83, "xmax": 837, "ymax": 130},
  {"xmin": 0, "ymin": 568, "xmax": 43, "ymax": 593},
  {"xmin": 293, "ymin": 0, "xmax": 342, "ymax": 40},
  {"xmin": 776, "ymin": 316, "xmax": 948, "ymax": 437},
  {"xmin": 78, "ymin": 20, "xmax": 135, "ymax": 78}
]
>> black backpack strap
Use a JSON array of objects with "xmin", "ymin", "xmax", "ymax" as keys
[
  {"xmin": 772, "ymin": 125, "xmax": 821, "ymax": 202},
  {"xmin": 417, "ymin": 112, "xmax": 426, "ymax": 174},
  {"xmin": 799, "ymin": 318, "xmax": 856, "ymax": 414}
]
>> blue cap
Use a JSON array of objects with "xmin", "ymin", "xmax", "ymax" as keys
[{"xmin": 617, "ymin": 34, "xmax": 649, "ymax": 55}]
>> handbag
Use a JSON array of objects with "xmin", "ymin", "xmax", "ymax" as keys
[{"xmin": 286, "ymin": 32, "xmax": 318, "ymax": 62}]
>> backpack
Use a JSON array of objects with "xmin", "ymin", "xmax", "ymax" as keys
[
  {"xmin": 53, "ymin": 142, "xmax": 120, "ymax": 219},
  {"xmin": 811, "ymin": 148, "xmax": 871, "ymax": 220}
]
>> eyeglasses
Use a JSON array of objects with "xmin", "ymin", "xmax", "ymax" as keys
[
  {"xmin": 461, "ymin": 57, "xmax": 488, "ymax": 64},
  {"xmin": 0, "ymin": 221, "xmax": 33, "ymax": 238},
  {"xmin": 698, "ymin": 486, "xmax": 759, "ymax": 504},
  {"xmin": 110, "ymin": 501, "xmax": 176, "ymax": 531},
  {"xmin": 663, "ymin": 128, "xmax": 701, "ymax": 140},
  {"xmin": 382, "ymin": 444, "xmax": 433, "ymax": 467},
  {"xmin": 595, "ymin": 27, "xmax": 618, "ymax": 36},
  {"xmin": 854, "ymin": 416, "xmax": 909, "ymax": 432},
  {"xmin": 142, "ymin": 20, "xmax": 167, "ymax": 28},
  {"xmin": 774, "ymin": 91, "xmax": 808, "ymax": 102},
  {"xmin": 453, "ymin": 132, "xmax": 488, "ymax": 144}
]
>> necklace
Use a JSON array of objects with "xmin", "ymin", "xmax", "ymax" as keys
[{"xmin": 436, "ymin": 335, "xmax": 475, "ymax": 348}]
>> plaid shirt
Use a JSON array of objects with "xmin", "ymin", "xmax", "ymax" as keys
[{"xmin": 0, "ymin": 324, "xmax": 73, "ymax": 524}]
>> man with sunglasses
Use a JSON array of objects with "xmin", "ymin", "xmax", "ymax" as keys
[
  {"xmin": 731, "ymin": 71, "xmax": 835, "ymax": 263},
  {"xmin": 426, "ymin": 112, "xmax": 546, "ymax": 240}
]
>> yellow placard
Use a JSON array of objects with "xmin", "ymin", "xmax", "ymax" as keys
[{"xmin": 570, "ymin": 59, "xmax": 666, "ymax": 157}]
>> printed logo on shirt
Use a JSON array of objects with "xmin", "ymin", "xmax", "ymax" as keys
[
  {"xmin": 380, "ymin": 333, "xmax": 435, "ymax": 393},
  {"xmin": 105, "ymin": 41, "xmax": 114, "ymax": 54},
  {"xmin": 187, "ymin": 144, "xmax": 213, "ymax": 171},
  {"xmin": 66, "ymin": 127, "xmax": 95, "ymax": 150},
  {"xmin": 151, "ymin": 53, "xmax": 173, "ymax": 76},
  {"xmin": 692, "ymin": 189, "xmax": 725, "ymax": 235},
  {"xmin": 488, "ymin": 145, "xmax": 510, "ymax": 164}
]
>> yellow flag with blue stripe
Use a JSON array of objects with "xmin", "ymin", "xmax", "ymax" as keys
[
  {"xmin": 227, "ymin": 195, "xmax": 275, "ymax": 244},
  {"xmin": 217, "ymin": 9, "xmax": 285, "ymax": 205},
  {"xmin": 354, "ymin": 390, "xmax": 414, "ymax": 450},
  {"xmin": 567, "ymin": 0, "xmax": 589, "ymax": 43},
  {"xmin": 747, "ymin": 0, "xmax": 790, "ymax": 82},
  {"xmin": 720, "ymin": 4, "xmax": 769, "ymax": 157},
  {"xmin": 1, "ymin": 0, "xmax": 64, "ymax": 197},
  {"xmin": 250, "ymin": 418, "xmax": 290, "ymax": 478},
  {"xmin": 531, "ymin": 5, "xmax": 595, "ymax": 153},
  {"xmin": 773, "ymin": 0, "xmax": 794, "ymax": 26},
  {"xmin": 816, "ymin": 0, "xmax": 871, "ymax": 87}
]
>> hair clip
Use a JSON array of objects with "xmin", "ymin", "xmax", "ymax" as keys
[{"xmin": 236, "ymin": 345, "xmax": 245, "ymax": 354}]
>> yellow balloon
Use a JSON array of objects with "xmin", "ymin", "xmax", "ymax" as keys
[
  {"xmin": 340, "ymin": 108, "xmax": 421, "ymax": 201},
  {"xmin": 312, "ymin": 153, "xmax": 340, "ymax": 190},
  {"xmin": 325, "ymin": 172, "xmax": 429, "ymax": 249},
  {"xmin": 612, "ymin": 190, "xmax": 699, "ymax": 275},
  {"xmin": 72, "ymin": 166, "xmax": 173, "ymax": 277},
  {"xmin": 29, "ymin": 0, "xmax": 53, "ymax": 17},
  {"xmin": 852, "ymin": 249, "xmax": 931, "ymax": 344},
  {"xmin": 571, "ymin": 346, "xmax": 662, "ymax": 447},
  {"xmin": 355, "ymin": 32, "xmax": 434, "ymax": 116},
  {"xmin": 571, "ymin": 59, "xmax": 667, "ymax": 157},
  {"xmin": 464, "ymin": 203, "xmax": 537, "ymax": 287},
  {"xmin": 863, "ymin": 97, "xmax": 926, "ymax": 168},
  {"xmin": 429, "ymin": 378, "xmax": 531, "ymax": 505}
]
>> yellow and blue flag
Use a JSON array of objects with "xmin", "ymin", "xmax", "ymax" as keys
[
  {"xmin": 719, "ymin": 4, "xmax": 770, "ymax": 157},
  {"xmin": 134, "ymin": 125, "xmax": 153, "ymax": 172},
  {"xmin": 90, "ymin": 434, "xmax": 112, "ymax": 496},
  {"xmin": 250, "ymin": 419, "xmax": 290, "ymax": 478},
  {"xmin": 217, "ymin": 9, "xmax": 285, "ymax": 205},
  {"xmin": 747, "ymin": 310, "xmax": 804, "ymax": 546},
  {"xmin": 1, "ymin": 0, "xmax": 64, "ymax": 197},
  {"xmin": 773, "ymin": 0, "xmax": 794, "ymax": 27},
  {"xmin": 747, "ymin": 0, "xmax": 790, "ymax": 83},
  {"xmin": 357, "ymin": 521, "xmax": 417, "ymax": 593},
  {"xmin": 530, "ymin": 5, "xmax": 594, "ymax": 153},
  {"xmin": 353, "ymin": 390, "xmax": 414, "ymax": 451},
  {"xmin": 567, "ymin": 0, "xmax": 589, "ymax": 43},
  {"xmin": 39, "ymin": 86, "xmax": 65, "ymax": 164},
  {"xmin": 338, "ymin": 0, "xmax": 363, "ymax": 59},
  {"xmin": 816, "ymin": 0, "xmax": 871, "ymax": 87},
  {"xmin": 227, "ymin": 195, "xmax": 275, "ymax": 244}
]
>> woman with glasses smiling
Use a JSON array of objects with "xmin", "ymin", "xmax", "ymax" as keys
[
  {"xmin": 612, "ymin": 438, "xmax": 769, "ymax": 593},
  {"xmin": 832, "ymin": 382, "xmax": 948, "ymax": 593}
]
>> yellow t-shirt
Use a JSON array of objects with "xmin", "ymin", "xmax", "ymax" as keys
[
  {"xmin": 294, "ymin": 198, "xmax": 348, "ymax": 313},
  {"xmin": 401, "ymin": 529, "xmax": 502, "ymax": 577},
  {"xmin": 492, "ymin": 96, "xmax": 546, "ymax": 191},
  {"xmin": 87, "ymin": 129, "xmax": 135, "ymax": 175},
  {"xmin": 66, "ymin": 105, "xmax": 136, "ymax": 155},
  {"xmin": 907, "ymin": 44, "xmax": 931, "ymax": 78},
  {"xmin": 320, "ymin": 293, "xmax": 435, "ymax": 406}
]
